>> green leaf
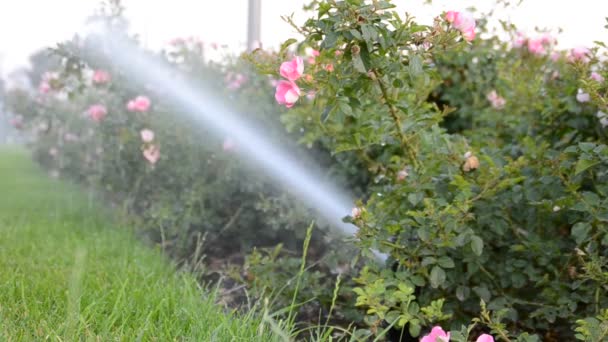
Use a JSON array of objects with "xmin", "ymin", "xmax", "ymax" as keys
[
  {"xmin": 375, "ymin": 1, "xmax": 396, "ymax": 10},
  {"xmin": 408, "ymin": 320, "xmax": 421, "ymax": 337},
  {"xmin": 571, "ymin": 222, "xmax": 592, "ymax": 244},
  {"xmin": 361, "ymin": 24, "xmax": 378, "ymax": 44},
  {"xmin": 421, "ymin": 257, "xmax": 436, "ymax": 267},
  {"xmin": 334, "ymin": 142, "xmax": 360, "ymax": 153},
  {"xmin": 409, "ymin": 54, "xmax": 423, "ymax": 79},
  {"xmin": 430, "ymin": 266, "xmax": 446, "ymax": 288},
  {"xmin": 470, "ymin": 235, "xmax": 484, "ymax": 256},
  {"xmin": 352, "ymin": 54, "xmax": 367, "ymax": 73},
  {"xmin": 321, "ymin": 32, "xmax": 338, "ymax": 49},
  {"xmin": 456, "ymin": 286, "xmax": 469, "ymax": 301},
  {"xmin": 417, "ymin": 227, "xmax": 430, "ymax": 242},
  {"xmin": 579, "ymin": 142, "xmax": 596, "ymax": 153},
  {"xmin": 279, "ymin": 38, "xmax": 297, "ymax": 54},
  {"xmin": 575, "ymin": 158, "xmax": 600, "ymax": 175},
  {"xmin": 408, "ymin": 192, "xmax": 423, "ymax": 206},
  {"xmin": 581, "ymin": 191, "xmax": 600, "ymax": 206},
  {"xmin": 338, "ymin": 101, "xmax": 353, "ymax": 116},
  {"xmin": 437, "ymin": 256, "xmax": 455, "ymax": 268},
  {"xmin": 473, "ymin": 285, "xmax": 491, "ymax": 302},
  {"xmin": 318, "ymin": 3, "xmax": 331, "ymax": 17},
  {"xmin": 410, "ymin": 275, "xmax": 426, "ymax": 287},
  {"xmin": 349, "ymin": 29, "xmax": 362, "ymax": 40}
]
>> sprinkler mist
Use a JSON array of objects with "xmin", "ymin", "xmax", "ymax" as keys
[{"xmin": 83, "ymin": 26, "xmax": 387, "ymax": 261}]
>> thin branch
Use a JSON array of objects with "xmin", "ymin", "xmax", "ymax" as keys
[{"xmin": 371, "ymin": 69, "xmax": 420, "ymax": 170}]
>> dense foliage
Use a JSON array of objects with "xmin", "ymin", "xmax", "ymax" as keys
[{"xmin": 254, "ymin": 0, "xmax": 608, "ymax": 340}]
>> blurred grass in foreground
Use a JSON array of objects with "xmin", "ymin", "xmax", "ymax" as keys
[{"xmin": 0, "ymin": 146, "xmax": 284, "ymax": 341}]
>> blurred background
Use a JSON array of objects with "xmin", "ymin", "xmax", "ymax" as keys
[
  {"xmin": 1, "ymin": 0, "xmax": 607, "ymax": 75},
  {"xmin": 1, "ymin": 0, "xmax": 607, "ymax": 143}
]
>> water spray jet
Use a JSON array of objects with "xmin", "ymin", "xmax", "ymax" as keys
[{"xmin": 81, "ymin": 25, "xmax": 387, "ymax": 262}]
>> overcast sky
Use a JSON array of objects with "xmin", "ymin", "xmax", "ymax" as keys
[{"xmin": 1, "ymin": 0, "xmax": 607, "ymax": 76}]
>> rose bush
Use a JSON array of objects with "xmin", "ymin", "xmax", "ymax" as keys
[
  {"xmin": 4, "ymin": 2, "xmax": 369, "ymax": 283},
  {"xmin": 252, "ymin": 0, "xmax": 608, "ymax": 340}
]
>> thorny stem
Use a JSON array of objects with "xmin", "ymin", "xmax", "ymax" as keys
[
  {"xmin": 598, "ymin": 323, "xmax": 608, "ymax": 342},
  {"xmin": 495, "ymin": 326, "xmax": 514, "ymax": 342},
  {"xmin": 371, "ymin": 70, "xmax": 421, "ymax": 170},
  {"xmin": 479, "ymin": 307, "xmax": 514, "ymax": 342}
]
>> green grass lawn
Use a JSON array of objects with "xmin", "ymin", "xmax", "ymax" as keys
[{"xmin": 0, "ymin": 146, "xmax": 283, "ymax": 341}]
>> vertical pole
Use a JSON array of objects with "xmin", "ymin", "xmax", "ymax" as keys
[{"xmin": 247, "ymin": 0, "xmax": 261, "ymax": 51}]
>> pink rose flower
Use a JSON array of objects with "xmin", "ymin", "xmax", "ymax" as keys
[
  {"xmin": 140, "ymin": 129, "xmax": 155, "ymax": 143},
  {"xmin": 275, "ymin": 80, "xmax": 301, "ymax": 108},
  {"xmin": 87, "ymin": 104, "xmax": 107, "ymax": 122},
  {"xmin": 92, "ymin": 70, "xmax": 111, "ymax": 84},
  {"xmin": 306, "ymin": 48, "xmax": 320, "ymax": 64},
  {"xmin": 143, "ymin": 144, "xmax": 160, "ymax": 165},
  {"xmin": 226, "ymin": 73, "xmax": 247, "ymax": 90},
  {"xmin": 445, "ymin": 11, "xmax": 458, "ymax": 23},
  {"xmin": 127, "ymin": 96, "xmax": 151, "ymax": 112},
  {"xmin": 570, "ymin": 47, "xmax": 590, "ymax": 63},
  {"xmin": 550, "ymin": 52, "xmax": 561, "ymax": 62},
  {"xmin": 461, "ymin": 27, "xmax": 476, "ymax": 42},
  {"xmin": 421, "ymin": 326, "xmax": 450, "ymax": 342},
  {"xmin": 527, "ymin": 38, "xmax": 545, "ymax": 55},
  {"xmin": 513, "ymin": 32, "xmax": 526, "ymax": 48},
  {"xmin": 396, "ymin": 169, "xmax": 409, "ymax": 181},
  {"xmin": 540, "ymin": 33, "xmax": 555, "ymax": 45},
  {"xmin": 351, "ymin": 207, "xmax": 362, "ymax": 219},
  {"xmin": 10, "ymin": 115, "xmax": 23, "ymax": 129},
  {"xmin": 487, "ymin": 90, "xmax": 506, "ymax": 109},
  {"xmin": 576, "ymin": 89, "xmax": 590, "ymax": 103},
  {"xmin": 324, "ymin": 64, "xmax": 335, "ymax": 72},
  {"xmin": 39, "ymin": 81, "xmax": 51, "ymax": 94},
  {"xmin": 446, "ymin": 11, "xmax": 476, "ymax": 42},
  {"xmin": 476, "ymin": 334, "xmax": 495, "ymax": 342},
  {"xmin": 591, "ymin": 72, "xmax": 604, "ymax": 83},
  {"xmin": 279, "ymin": 56, "xmax": 304, "ymax": 81}
]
